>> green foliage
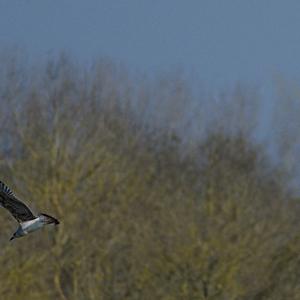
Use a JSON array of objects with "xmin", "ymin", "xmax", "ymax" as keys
[{"xmin": 0, "ymin": 55, "xmax": 299, "ymax": 299}]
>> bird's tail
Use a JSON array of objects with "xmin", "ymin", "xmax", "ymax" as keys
[{"xmin": 39, "ymin": 213, "xmax": 60, "ymax": 225}]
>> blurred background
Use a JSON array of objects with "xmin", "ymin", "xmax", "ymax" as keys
[{"xmin": 0, "ymin": 1, "xmax": 300, "ymax": 299}]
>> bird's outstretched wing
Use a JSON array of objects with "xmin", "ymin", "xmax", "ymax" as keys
[{"xmin": 0, "ymin": 181, "xmax": 36, "ymax": 223}]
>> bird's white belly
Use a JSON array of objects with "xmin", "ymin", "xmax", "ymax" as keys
[{"xmin": 21, "ymin": 218, "xmax": 43, "ymax": 233}]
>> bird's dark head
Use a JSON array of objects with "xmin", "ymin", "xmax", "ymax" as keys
[{"xmin": 9, "ymin": 230, "xmax": 21, "ymax": 241}]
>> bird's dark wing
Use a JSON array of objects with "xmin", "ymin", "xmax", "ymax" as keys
[{"xmin": 0, "ymin": 181, "xmax": 36, "ymax": 222}]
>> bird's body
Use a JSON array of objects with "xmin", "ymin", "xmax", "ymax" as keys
[
  {"xmin": 0, "ymin": 181, "xmax": 59, "ymax": 241},
  {"xmin": 22, "ymin": 218, "xmax": 43, "ymax": 233}
]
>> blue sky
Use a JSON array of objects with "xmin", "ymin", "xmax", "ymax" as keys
[{"xmin": 0, "ymin": 0, "xmax": 300, "ymax": 87}]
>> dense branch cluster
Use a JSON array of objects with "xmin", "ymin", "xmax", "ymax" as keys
[{"xmin": 0, "ymin": 55, "xmax": 299, "ymax": 299}]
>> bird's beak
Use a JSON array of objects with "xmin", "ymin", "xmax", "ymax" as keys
[{"xmin": 9, "ymin": 236, "xmax": 15, "ymax": 241}]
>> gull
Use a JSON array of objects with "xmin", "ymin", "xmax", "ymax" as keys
[{"xmin": 0, "ymin": 181, "xmax": 59, "ymax": 241}]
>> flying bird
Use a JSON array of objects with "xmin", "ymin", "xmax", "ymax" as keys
[{"xmin": 0, "ymin": 181, "xmax": 59, "ymax": 241}]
